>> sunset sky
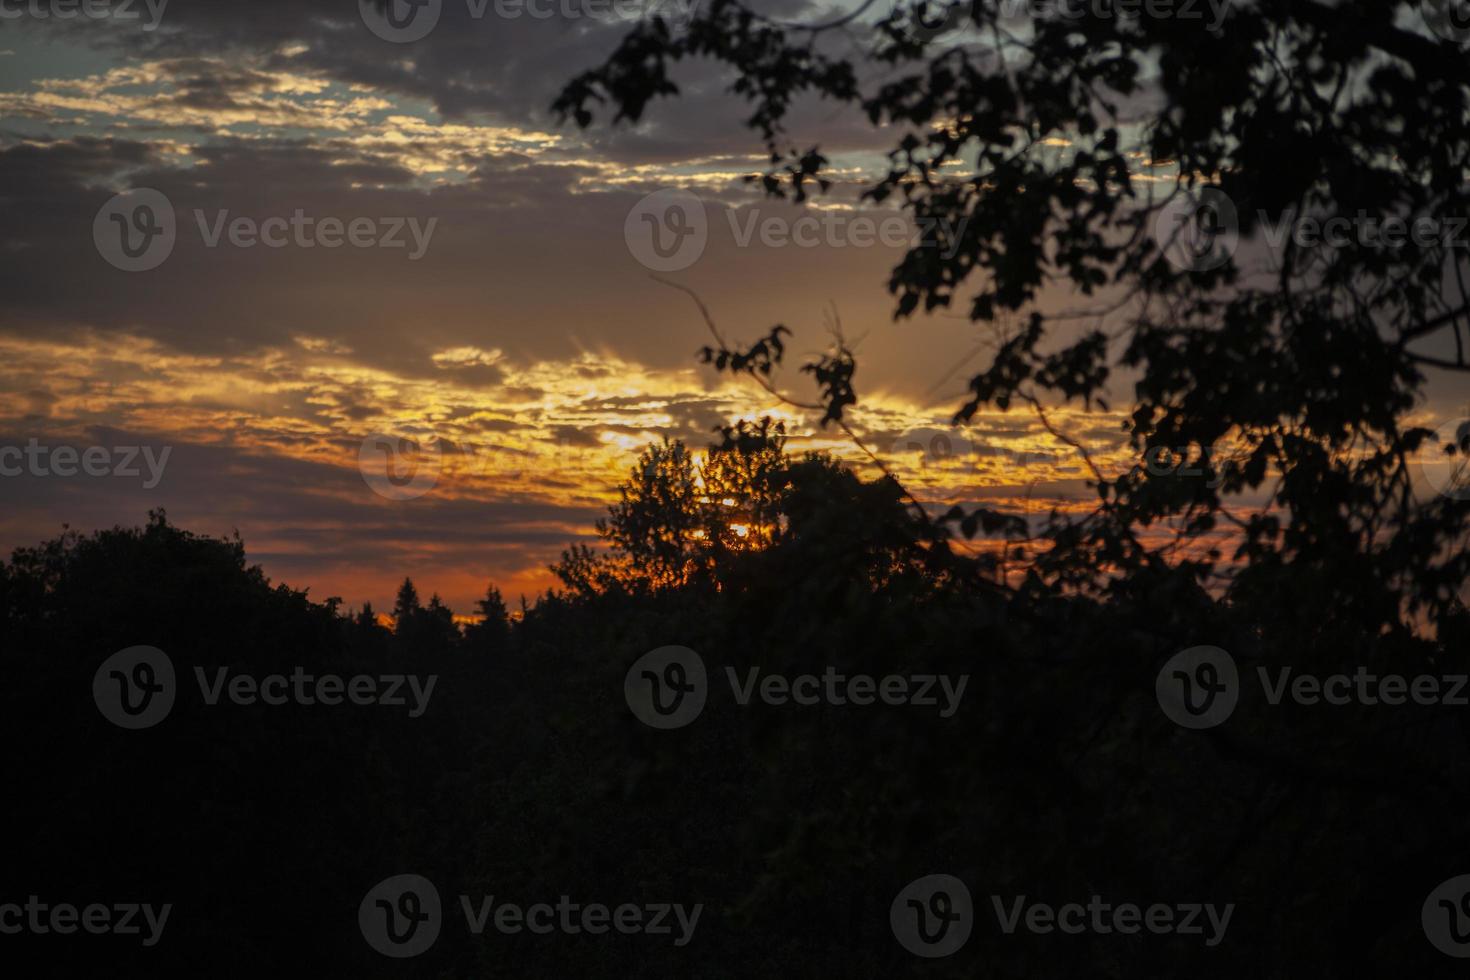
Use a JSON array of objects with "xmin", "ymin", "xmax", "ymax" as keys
[{"xmin": 2, "ymin": 0, "xmax": 1467, "ymax": 613}]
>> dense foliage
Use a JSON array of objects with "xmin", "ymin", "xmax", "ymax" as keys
[
  {"xmin": 557, "ymin": 0, "xmax": 1470, "ymax": 642},
  {"xmin": 3, "ymin": 439, "xmax": 1464, "ymax": 976},
  {"xmin": 8, "ymin": 2, "xmax": 1470, "ymax": 975}
]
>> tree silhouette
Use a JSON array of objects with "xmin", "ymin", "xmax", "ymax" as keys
[
  {"xmin": 7, "ymin": 5, "xmax": 1470, "ymax": 976},
  {"xmin": 393, "ymin": 577, "xmax": 421, "ymax": 624},
  {"xmin": 465, "ymin": 584, "xmax": 511, "ymax": 654},
  {"xmin": 557, "ymin": 0, "xmax": 1470, "ymax": 642},
  {"xmin": 553, "ymin": 421, "xmax": 796, "ymax": 594}
]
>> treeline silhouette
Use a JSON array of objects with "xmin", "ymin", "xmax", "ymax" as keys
[{"xmin": 2, "ymin": 421, "xmax": 1466, "ymax": 976}]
